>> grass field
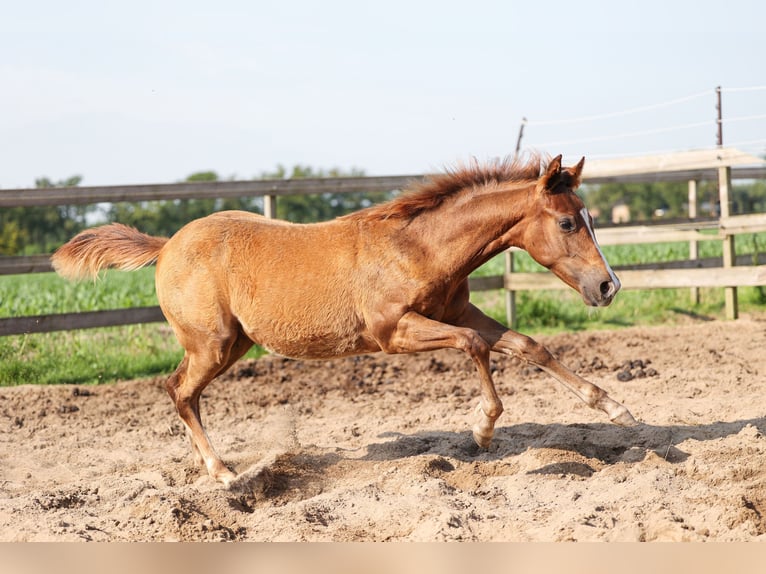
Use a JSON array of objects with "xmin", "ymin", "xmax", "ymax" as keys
[
  {"xmin": 2, "ymin": 234, "xmax": 765, "ymax": 385},
  {"xmin": 471, "ymin": 234, "xmax": 766, "ymax": 330},
  {"xmin": 0, "ymin": 268, "xmax": 266, "ymax": 385}
]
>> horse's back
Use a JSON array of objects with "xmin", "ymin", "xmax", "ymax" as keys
[{"xmin": 202, "ymin": 210, "xmax": 286, "ymax": 226}]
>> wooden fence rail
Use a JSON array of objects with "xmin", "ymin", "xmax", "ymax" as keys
[
  {"xmin": 2, "ymin": 307, "xmax": 166, "ymax": 336},
  {"xmin": 3, "ymin": 244, "xmax": 764, "ymax": 336},
  {"xmin": 2, "ymin": 150, "xmax": 766, "ymax": 336},
  {"xmin": 0, "ymin": 175, "xmax": 419, "ymax": 207}
]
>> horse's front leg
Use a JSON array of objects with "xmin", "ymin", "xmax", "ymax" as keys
[
  {"xmin": 376, "ymin": 311, "xmax": 504, "ymax": 448},
  {"xmin": 455, "ymin": 304, "xmax": 638, "ymax": 427}
]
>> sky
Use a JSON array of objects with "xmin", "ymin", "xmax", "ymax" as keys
[{"xmin": 2, "ymin": 0, "xmax": 765, "ymax": 188}]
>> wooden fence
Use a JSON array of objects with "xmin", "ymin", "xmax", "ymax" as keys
[{"xmin": 2, "ymin": 149, "xmax": 766, "ymax": 335}]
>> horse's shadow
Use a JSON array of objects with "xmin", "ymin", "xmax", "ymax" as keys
[{"xmin": 360, "ymin": 417, "xmax": 766, "ymax": 467}]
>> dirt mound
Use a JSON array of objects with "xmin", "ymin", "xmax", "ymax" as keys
[{"xmin": 2, "ymin": 314, "xmax": 766, "ymax": 541}]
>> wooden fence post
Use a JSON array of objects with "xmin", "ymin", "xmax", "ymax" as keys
[
  {"xmin": 688, "ymin": 179, "xmax": 700, "ymax": 305},
  {"xmin": 505, "ymin": 250, "xmax": 517, "ymax": 328},
  {"xmin": 263, "ymin": 195, "xmax": 277, "ymax": 219},
  {"xmin": 718, "ymin": 166, "xmax": 738, "ymax": 319}
]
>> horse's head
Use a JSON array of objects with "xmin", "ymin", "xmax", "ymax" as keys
[{"xmin": 521, "ymin": 155, "xmax": 620, "ymax": 307}]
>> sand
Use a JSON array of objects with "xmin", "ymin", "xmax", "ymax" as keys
[{"xmin": 2, "ymin": 314, "xmax": 766, "ymax": 541}]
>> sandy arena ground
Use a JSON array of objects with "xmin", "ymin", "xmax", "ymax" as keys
[{"xmin": 2, "ymin": 314, "xmax": 766, "ymax": 541}]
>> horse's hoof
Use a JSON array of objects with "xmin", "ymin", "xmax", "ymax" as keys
[
  {"xmin": 610, "ymin": 408, "xmax": 639, "ymax": 427},
  {"xmin": 226, "ymin": 471, "xmax": 271, "ymax": 495},
  {"xmin": 225, "ymin": 452, "xmax": 280, "ymax": 494},
  {"xmin": 472, "ymin": 427, "xmax": 493, "ymax": 449},
  {"xmin": 209, "ymin": 463, "xmax": 238, "ymax": 488}
]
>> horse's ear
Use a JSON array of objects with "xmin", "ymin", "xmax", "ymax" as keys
[
  {"xmin": 565, "ymin": 156, "xmax": 586, "ymax": 189},
  {"xmin": 538, "ymin": 154, "xmax": 563, "ymax": 193}
]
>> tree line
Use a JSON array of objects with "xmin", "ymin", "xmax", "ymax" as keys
[
  {"xmin": 582, "ymin": 179, "xmax": 766, "ymax": 223},
  {"xmin": 0, "ymin": 165, "xmax": 391, "ymax": 256},
  {"xmin": 2, "ymin": 167, "xmax": 766, "ymax": 255}
]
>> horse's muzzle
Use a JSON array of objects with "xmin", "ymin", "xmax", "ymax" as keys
[
  {"xmin": 584, "ymin": 275, "xmax": 621, "ymax": 307},
  {"xmin": 578, "ymin": 274, "xmax": 622, "ymax": 307}
]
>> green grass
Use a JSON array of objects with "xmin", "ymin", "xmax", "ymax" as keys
[
  {"xmin": 1, "ymin": 324, "xmax": 184, "ymax": 385},
  {"xmin": 2, "ymin": 234, "xmax": 765, "ymax": 386},
  {"xmin": 0, "ymin": 268, "xmax": 159, "ymax": 317},
  {"xmin": 0, "ymin": 269, "xmax": 264, "ymax": 386},
  {"xmin": 470, "ymin": 285, "xmax": 766, "ymax": 336},
  {"xmin": 469, "ymin": 232, "xmax": 766, "ymax": 333}
]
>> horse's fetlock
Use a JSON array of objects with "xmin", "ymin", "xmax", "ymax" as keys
[
  {"xmin": 589, "ymin": 388, "xmax": 609, "ymax": 408},
  {"xmin": 481, "ymin": 401, "xmax": 504, "ymax": 420}
]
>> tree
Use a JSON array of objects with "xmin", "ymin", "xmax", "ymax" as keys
[
  {"xmin": 732, "ymin": 180, "xmax": 766, "ymax": 214},
  {"xmin": 0, "ymin": 220, "xmax": 22, "ymax": 255},
  {"xmin": 0, "ymin": 175, "xmax": 88, "ymax": 254},
  {"xmin": 260, "ymin": 164, "xmax": 392, "ymax": 223},
  {"xmin": 583, "ymin": 179, "xmax": 766, "ymax": 224},
  {"xmin": 4, "ymin": 165, "xmax": 390, "ymax": 255},
  {"xmin": 106, "ymin": 171, "xmax": 263, "ymax": 237},
  {"xmin": 582, "ymin": 181, "xmax": 686, "ymax": 222}
]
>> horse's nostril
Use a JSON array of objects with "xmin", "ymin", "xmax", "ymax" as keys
[{"xmin": 600, "ymin": 281, "xmax": 612, "ymax": 297}]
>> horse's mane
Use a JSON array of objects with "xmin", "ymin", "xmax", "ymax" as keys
[{"xmin": 347, "ymin": 153, "xmax": 547, "ymax": 222}]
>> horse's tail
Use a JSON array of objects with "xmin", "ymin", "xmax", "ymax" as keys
[{"xmin": 51, "ymin": 223, "xmax": 169, "ymax": 281}]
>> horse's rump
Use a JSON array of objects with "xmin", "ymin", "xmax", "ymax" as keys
[{"xmin": 156, "ymin": 212, "xmax": 373, "ymax": 359}]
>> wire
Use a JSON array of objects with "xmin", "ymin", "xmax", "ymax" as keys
[
  {"xmin": 522, "ymin": 85, "xmax": 766, "ymax": 158},
  {"xmin": 526, "ymin": 121, "xmax": 711, "ymax": 148},
  {"xmin": 722, "ymin": 113, "xmax": 766, "ymax": 123},
  {"xmin": 525, "ymin": 90, "xmax": 711, "ymax": 126},
  {"xmin": 581, "ymin": 144, "xmax": 766, "ymax": 162},
  {"xmin": 727, "ymin": 138, "xmax": 766, "ymax": 145},
  {"xmin": 582, "ymin": 148, "xmax": 688, "ymax": 160},
  {"xmin": 722, "ymin": 86, "xmax": 766, "ymax": 93}
]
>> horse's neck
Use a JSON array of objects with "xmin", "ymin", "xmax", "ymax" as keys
[{"xmin": 399, "ymin": 184, "xmax": 531, "ymax": 279}]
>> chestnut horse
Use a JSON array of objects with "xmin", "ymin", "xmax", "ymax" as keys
[{"xmin": 52, "ymin": 154, "xmax": 636, "ymax": 487}]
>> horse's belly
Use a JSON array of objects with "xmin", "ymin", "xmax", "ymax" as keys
[
  {"xmin": 238, "ymin": 308, "xmax": 378, "ymax": 360},
  {"xmin": 259, "ymin": 334, "xmax": 376, "ymax": 360},
  {"xmin": 223, "ymin": 231, "xmax": 375, "ymax": 358}
]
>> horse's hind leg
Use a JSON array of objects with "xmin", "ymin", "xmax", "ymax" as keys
[{"xmin": 165, "ymin": 329, "xmax": 253, "ymax": 486}]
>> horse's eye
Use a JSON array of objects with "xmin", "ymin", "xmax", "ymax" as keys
[{"xmin": 558, "ymin": 217, "xmax": 575, "ymax": 232}]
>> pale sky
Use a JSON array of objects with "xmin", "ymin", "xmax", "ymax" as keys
[{"xmin": 2, "ymin": 0, "xmax": 764, "ymax": 188}]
